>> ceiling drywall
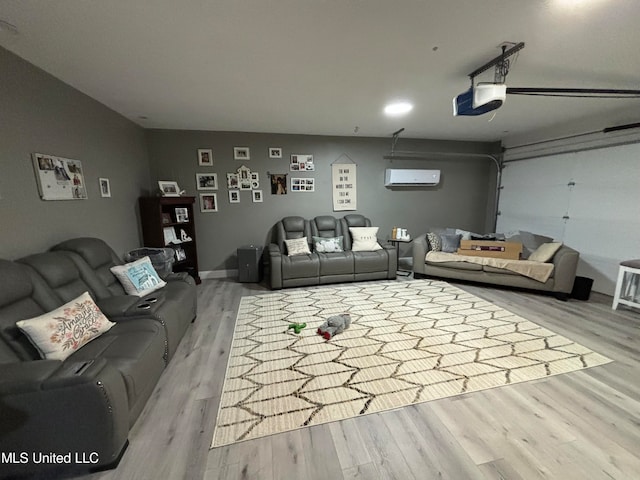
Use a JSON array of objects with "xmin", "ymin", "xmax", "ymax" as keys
[{"xmin": 1, "ymin": 0, "xmax": 639, "ymax": 146}]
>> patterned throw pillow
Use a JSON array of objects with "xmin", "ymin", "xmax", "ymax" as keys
[
  {"xmin": 349, "ymin": 227, "xmax": 382, "ymax": 251},
  {"xmin": 16, "ymin": 292, "xmax": 115, "ymax": 361},
  {"xmin": 110, "ymin": 256, "xmax": 167, "ymax": 297},
  {"xmin": 284, "ymin": 237, "xmax": 311, "ymax": 256},
  {"xmin": 426, "ymin": 232, "xmax": 442, "ymax": 252},
  {"xmin": 313, "ymin": 236, "xmax": 344, "ymax": 253}
]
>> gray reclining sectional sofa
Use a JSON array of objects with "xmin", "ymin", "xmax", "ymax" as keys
[
  {"xmin": 0, "ymin": 238, "xmax": 197, "ymax": 478},
  {"xmin": 268, "ymin": 214, "xmax": 397, "ymax": 289}
]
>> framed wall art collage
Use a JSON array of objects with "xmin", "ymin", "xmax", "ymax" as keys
[
  {"xmin": 190, "ymin": 146, "xmax": 325, "ymax": 210},
  {"xmin": 32, "ymin": 153, "xmax": 88, "ymax": 200}
]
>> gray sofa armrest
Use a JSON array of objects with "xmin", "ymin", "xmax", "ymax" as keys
[
  {"xmin": 0, "ymin": 359, "xmax": 108, "ymax": 393},
  {"xmin": 0, "ymin": 358, "xmax": 130, "ymax": 475},
  {"xmin": 381, "ymin": 243, "xmax": 398, "ymax": 278},
  {"xmin": 550, "ymin": 245, "xmax": 579, "ymax": 293},
  {"xmin": 268, "ymin": 243, "xmax": 283, "ymax": 289},
  {"xmin": 96, "ymin": 294, "xmax": 173, "ymax": 320},
  {"xmin": 96, "ymin": 295, "xmax": 145, "ymax": 318},
  {"xmin": 412, "ymin": 234, "xmax": 431, "ymax": 275}
]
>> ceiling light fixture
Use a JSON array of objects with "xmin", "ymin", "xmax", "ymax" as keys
[{"xmin": 384, "ymin": 102, "xmax": 413, "ymax": 116}]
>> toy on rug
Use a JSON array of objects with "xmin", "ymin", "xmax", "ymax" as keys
[
  {"xmin": 287, "ymin": 322, "xmax": 306, "ymax": 334},
  {"xmin": 317, "ymin": 313, "xmax": 351, "ymax": 340}
]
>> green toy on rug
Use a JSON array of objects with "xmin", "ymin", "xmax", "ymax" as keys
[{"xmin": 287, "ymin": 322, "xmax": 306, "ymax": 334}]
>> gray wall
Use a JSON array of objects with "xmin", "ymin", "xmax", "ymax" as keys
[
  {"xmin": 146, "ymin": 130, "xmax": 500, "ymax": 272},
  {"xmin": 0, "ymin": 47, "xmax": 151, "ymax": 260}
]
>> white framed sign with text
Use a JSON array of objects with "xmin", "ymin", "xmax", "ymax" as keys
[{"xmin": 332, "ymin": 162, "xmax": 356, "ymax": 211}]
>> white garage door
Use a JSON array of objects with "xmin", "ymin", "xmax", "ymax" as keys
[{"xmin": 497, "ymin": 142, "xmax": 640, "ymax": 295}]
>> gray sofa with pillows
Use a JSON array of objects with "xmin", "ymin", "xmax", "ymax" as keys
[
  {"xmin": 268, "ymin": 214, "xmax": 397, "ymax": 289},
  {"xmin": 412, "ymin": 228, "xmax": 579, "ymax": 299},
  {"xmin": 0, "ymin": 237, "xmax": 197, "ymax": 478}
]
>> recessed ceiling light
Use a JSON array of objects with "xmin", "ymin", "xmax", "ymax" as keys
[{"xmin": 384, "ymin": 102, "xmax": 413, "ymax": 116}]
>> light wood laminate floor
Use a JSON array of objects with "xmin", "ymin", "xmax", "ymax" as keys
[{"xmin": 83, "ymin": 278, "xmax": 640, "ymax": 480}]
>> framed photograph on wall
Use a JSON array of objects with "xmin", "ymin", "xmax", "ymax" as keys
[
  {"xmin": 197, "ymin": 149, "xmax": 213, "ymax": 166},
  {"xmin": 226, "ymin": 173, "xmax": 239, "ymax": 189},
  {"xmin": 270, "ymin": 173, "xmax": 287, "ymax": 195},
  {"xmin": 200, "ymin": 193, "xmax": 218, "ymax": 212},
  {"xmin": 291, "ymin": 177, "xmax": 314, "ymax": 192},
  {"xmin": 269, "ymin": 147, "xmax": 282, "ymax": 158},
  {"xmin": 290, "ymin": 154, "xmax": 313, "ymax": 172},
  {"xmin": 250, "ymin": 172, "xmax": 259, "ymax": 189},
  {"xmin": 237, "ymin": 165, "xmax": 252, "ymax": 190},
  {"xmin": 233, "ymin": 147, "xmax": 250, "ymax": 160},
  {"xmin": 228, "ymin": 190, "xmax": 240, "ymax": 203},
  {"xmin": 196, "ymin": 173, "xmax": 218, "ymax": 190},
  {"xmin": 252, "ymin": 190, "xmax": 263, "ymax": 203},
  {"xmin": 99, "ymin": 178, "xmax": 111, "ymax": 198}
]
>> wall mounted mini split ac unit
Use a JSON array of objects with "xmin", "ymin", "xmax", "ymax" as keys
[{"xmin": 384, "ymin": 169, "xmax": 441, "ymax": 187}]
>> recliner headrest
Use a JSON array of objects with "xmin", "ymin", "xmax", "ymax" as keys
[
  {"xmin": 51, "ymin": 237, "xmax": 120, "ymax": 269},
  {"xmin": 0, "ymin": 260, "xmax": 33, "ymax": 308},
  {"xmin": 343, "ymin": 214, "xmax": 370, "ymax": 227},
  {"xmin": 281, "ymin": 216, "xmax": 306, "ymax": 234},
  {"xmin": 18, "ymin": 252, "xmax": 81, "ymax": 289}
]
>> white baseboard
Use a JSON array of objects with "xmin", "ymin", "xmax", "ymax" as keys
[{"xmin": 200, "ymin": 269, "xmax": 238, "ymax": 279}]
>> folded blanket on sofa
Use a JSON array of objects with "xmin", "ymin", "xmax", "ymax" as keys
[{"xmin": 425, "ymin": 251, "xmax": 554, "ymax": 283}]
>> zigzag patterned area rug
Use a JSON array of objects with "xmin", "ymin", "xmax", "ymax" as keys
[{"xmin": 212, "ymin": 279, "xmax": 611, "ymax": 447}]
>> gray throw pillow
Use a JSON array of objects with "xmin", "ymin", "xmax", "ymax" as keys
[{"xmin": 440, "ymin": 234, "xmax": 462, "ymax": 253}]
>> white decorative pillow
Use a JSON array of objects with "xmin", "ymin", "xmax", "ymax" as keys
[
  {"xmin": 349, "ymin": 227, "xmax": 382, "ymax": 251},
  {"xmin": 528, "ymin": 242, "xmax": 563, "ymax": 263},
  {"xmin": 110, "ymin": 256, "xmax": 167, "ymax": 297},
  {"xmin": 16, "ymin": 292, "xmax": 115, "ymax": 361},
  {"xmin": 284, "ymin": 237, "xmax": 311, "ymax": 256},
  {"xmin": 313, "ymin": 236, "xmax": 344, "ymax": 253}
]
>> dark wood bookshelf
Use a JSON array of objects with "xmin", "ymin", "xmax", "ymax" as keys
[{"xmin": 139, "ymin": 196, "xmax": 201, "ymax": 284}]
